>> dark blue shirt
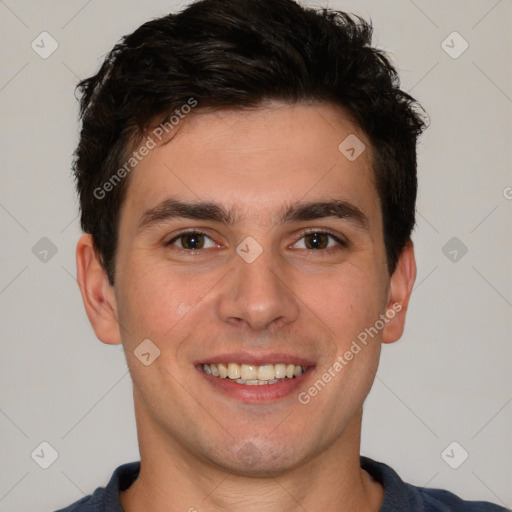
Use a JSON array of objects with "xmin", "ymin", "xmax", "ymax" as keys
[{"xmin": 54, "ymin": 457, "xmax": 510, "ymax": 511}]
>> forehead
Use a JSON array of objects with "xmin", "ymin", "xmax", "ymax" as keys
[{"xmin": 121, "ymin": 103, "xmax": 378, "ymax": 228}]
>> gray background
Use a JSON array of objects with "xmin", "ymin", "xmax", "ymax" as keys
[{"xmin": 0, "ymin": 0, "xmax": 510, "ymax": 510}]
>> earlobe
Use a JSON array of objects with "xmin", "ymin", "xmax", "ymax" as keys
[
  {"xmin": 381, "ymin": 241, "xmax": 417, "ymax": 344},
  {"xmin": 76, "ymin": 234, "xmax": 122, "ymax": 345}
]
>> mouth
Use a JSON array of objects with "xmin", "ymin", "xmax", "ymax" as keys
[
  {"xmin": 202, "ymin": 362, "xmax": 306, "ymax": 385},
  {"xmin": 197, "ymin": 356, "xmax": 315, "ymax": 403}
]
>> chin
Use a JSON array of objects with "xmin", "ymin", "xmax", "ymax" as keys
[{"xmin": 202, "ymin": 437, "xmax": 311, "ymax": 477}]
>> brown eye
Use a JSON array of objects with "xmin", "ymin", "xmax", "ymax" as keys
[
  {"xmin": 180, "ymin": 233, "xmax": 205, "ymax": 249},
  {"xmin": 292, "ymin": 231, "xmax": 346, "ymax": 251},
  {"xmin": 167, "ymin": 232, "xmax": 216, "ymax": 250},
  {"xmin": 305, "ymin": 232, "xmax": 329, "ymax": 249}
]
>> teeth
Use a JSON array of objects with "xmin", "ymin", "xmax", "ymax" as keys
[
  {"xmin": 258, "ymin": 364, "xmax": 274, "ymax": 380},
  {"xmin": 240, "ymin": 364, "xmax": 258, "ymax": 380},
  {"xmin": 275, "ymin": 363, "xmax": 286, "ymax": 379},
  {"xmin": 236, "ymin": 379, "xmax": 259, "ymax": 385},
  {"xmin": 235, "ymin": 378, "xmax": 279, "ymax": 386},
  {"xmin": 203, "ymin": 362, "xmax": 305, "ymax": 384},
  {"xmin": 228, "ymin": 363, "xmax": 241, "ymax": 380},
  {"xmin": 218, "ymin": 363, "xmax": 228, "ymax": 378}
]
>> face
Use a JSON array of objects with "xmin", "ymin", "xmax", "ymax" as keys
[{"xmin": 83, "ymin": 102, "xmax": 413, "ymax": 475}]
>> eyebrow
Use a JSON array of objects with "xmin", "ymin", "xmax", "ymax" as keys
[{"xmin": 137, "ymin": 198, "xmax": 369, "ymax": 233}]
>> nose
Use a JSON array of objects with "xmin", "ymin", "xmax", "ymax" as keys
[{"xmin": 216, "ymin": 247, "xmax": 300, "ymax": 332}]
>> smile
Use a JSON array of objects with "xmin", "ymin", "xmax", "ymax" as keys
[{"xmin": 203, "ymin": 363, "xmax": 306, "ymax": 385}]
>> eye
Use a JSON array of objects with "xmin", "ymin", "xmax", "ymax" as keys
[
  {"xmin": 292, "ymin": 231, "xmax": 346, "ymax": 250},
  {"xmin": 166, "ymin": 231, "xmax": 217, "ymax": 250}
]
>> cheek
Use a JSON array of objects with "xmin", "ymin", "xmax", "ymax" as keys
[
  {"xmin": 301, "ymin": 262, "xmax": 387, "ymax": 343},
  {"xmin": 115, "ymin": 255, "xmax": 223, "ymax": 348},
  {"xmin": 115, "ymin": 259, "xmax": 182, "ymax": 340}
]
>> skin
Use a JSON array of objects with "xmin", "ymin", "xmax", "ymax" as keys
[{"xmin": 76, "ymin": 102, "xmax": 416, "ymax": 512}]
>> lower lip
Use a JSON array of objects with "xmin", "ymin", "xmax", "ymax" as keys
[{"xmin": 197, "ymin": 367, "xmax": 314, "ymax": 403}]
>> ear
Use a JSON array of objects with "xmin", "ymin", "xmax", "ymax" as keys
[
  {"xmin": 76, "ymin": 234, "xmax": 122, "ymax": 345},
  {"xmin": 381, "ymin": 241, "xmax": 416, "ymax": 344}
]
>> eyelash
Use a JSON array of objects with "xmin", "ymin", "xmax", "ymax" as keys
[{"xmin": 165, "ymin": 229, "xmax": 348, "ymax": 253}]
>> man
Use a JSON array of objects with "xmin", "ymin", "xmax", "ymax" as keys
[{"xmin": 57, "ymin": 0, "xmax": 508, "ymax": 510}]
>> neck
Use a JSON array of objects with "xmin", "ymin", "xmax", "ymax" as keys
[{"xmin": 121, "ymin": 406, "xmax": 383, "ymax": 512}]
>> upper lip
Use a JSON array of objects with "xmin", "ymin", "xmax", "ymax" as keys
[{"xmin": 196, "ymin": 352, "xmax": 316, "ymax": 367}]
